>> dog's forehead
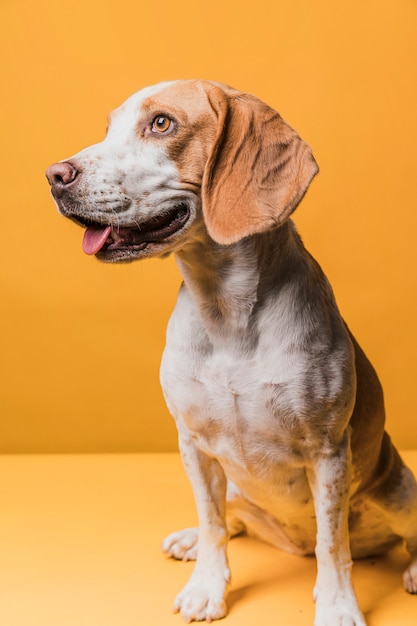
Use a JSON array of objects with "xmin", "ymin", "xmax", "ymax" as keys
[
  {"xmin": 108, "ymin": 81, "xmax": 176, "ymax": 131},
  {"xmin": 109, "ymin": 80, "xmax": 217, "ymax": 131}
]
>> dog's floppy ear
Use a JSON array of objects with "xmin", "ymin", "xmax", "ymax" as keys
[{"xmin": 201, "ymin": 85, "xmax": 319, "ymax": 245}]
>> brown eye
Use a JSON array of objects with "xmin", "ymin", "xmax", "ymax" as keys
[{"xmin": 151, "ymin": 115, "xmax": 173, "ymax": 134}]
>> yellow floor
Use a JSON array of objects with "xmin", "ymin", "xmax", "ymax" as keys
[{"xmin": 0, "ymin": 453, "xmax": 416, "ymax": 625}]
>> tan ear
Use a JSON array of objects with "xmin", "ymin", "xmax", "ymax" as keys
[{"xmin": 201, "ymin": 85, "xmax": 319, "ymax": 244}]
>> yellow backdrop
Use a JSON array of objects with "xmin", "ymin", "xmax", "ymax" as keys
[{"xmin": 1, "ymin": 0, "xmax": 416, "ymax": 452}]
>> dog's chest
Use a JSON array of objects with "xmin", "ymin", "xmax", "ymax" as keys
[
  {"xmin": 161, "ymin": 323, "xmax": 310, "ymax": 473},
  {"xmin": 161, "ymin": 337, "xmax": 318, "ymax": 522},
  {"xmin": 159, "ymin": 293, "xmax": 332, "ymax": 523}
]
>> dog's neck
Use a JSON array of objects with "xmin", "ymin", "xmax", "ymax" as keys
[{"xmin": 175, "ymin": 220, "xmax": 301, "ymax": 343}]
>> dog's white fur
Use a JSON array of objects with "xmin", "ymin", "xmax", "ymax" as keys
[{"xmin": 47, "ymin": 80, "xmax": 417, "ymax": 626}]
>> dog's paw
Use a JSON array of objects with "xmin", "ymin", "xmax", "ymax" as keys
[
  {"xmin": 173, "ymin": 568, "xmax": 229, "ymax": 623},
  {"xmin": 161, "ymin": 528, "xmax": 199, "ymax": 561},
  {"xmin": 314, "ymin": 603, "xmax": 366, "ymax": 626},
  {"xmin": 403, "ymin": 560, "xmax": 417, "ymax": 594}
]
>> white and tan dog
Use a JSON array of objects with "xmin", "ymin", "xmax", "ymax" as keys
[{"xmin": 47, "ymin": 80, "xmax": 417, "ymax": 625}]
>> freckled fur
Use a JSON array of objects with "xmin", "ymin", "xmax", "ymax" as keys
[{"xmin": 48, "ymin": 79, "xmax": 417, "ymax": 625}]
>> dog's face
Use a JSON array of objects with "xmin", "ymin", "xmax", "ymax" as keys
[
  {"xmin": 46, "ymin": 80, "xmax": 318, "ymax": 262},
  {"xmin": 46, "ymin": 81, "xmax": 220, "ymax": 262}
]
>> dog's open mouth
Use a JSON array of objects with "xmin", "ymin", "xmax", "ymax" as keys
[{"xmin": 77, "ymin": 204, "xmax": 190, "ymax": 256}]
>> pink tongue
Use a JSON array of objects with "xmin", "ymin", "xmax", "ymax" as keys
[{"xmin": 82, "ymin": 225, "xmax": 112, "ymax": 255}]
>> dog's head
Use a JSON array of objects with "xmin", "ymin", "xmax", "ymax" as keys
[{"xmin": 46, "ymin": 80, "xmax": 318, "ymax": 262}]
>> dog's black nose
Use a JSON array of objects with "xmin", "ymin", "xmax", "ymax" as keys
[{"xmin": 46, "ymin": 161, "xmax": 79, "ymax": 198}]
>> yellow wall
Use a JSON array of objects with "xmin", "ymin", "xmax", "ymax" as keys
[{"xmin": 1, "ymin": 0, "xmax": 416, "ymax": 452}]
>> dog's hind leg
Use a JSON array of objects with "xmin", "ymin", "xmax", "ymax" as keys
[
  {"xmin": 366, "ymin": 439, "xmax": 417, "ymax": 594},
  {"xmin": 398, "ymin": 476, "xmax": 417, "ymax": 594},
  {"xmin": 386, "ymin": 463, "xmax": 417, "ymax": 594}
]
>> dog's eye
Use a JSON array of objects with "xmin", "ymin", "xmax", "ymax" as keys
[{"xmin": 151, "ymin": 116, "xmax": 174, "ymax": 134}]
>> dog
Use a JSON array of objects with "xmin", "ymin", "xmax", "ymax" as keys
[{"xmin": 46, "ymin": 80, "xmax": 417, "ymax": 625}]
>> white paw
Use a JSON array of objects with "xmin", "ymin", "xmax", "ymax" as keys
[
  {"xmin": 403, "ymin": 560, "xmax": 417, "ymax": 594},
  {"xmin": 314, "ymin": 602, "xmax": 366, "ymax": 626},
  {"xmin": 174, "ymin": 568, "xmax": 229, "ymax": 623},
  {"xmin": 161, "ymin": 528, "xmax": 199, "ymax": 561}
]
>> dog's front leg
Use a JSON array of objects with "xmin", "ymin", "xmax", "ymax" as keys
[
  {"xmin": 174, "ymin": 433, "xmax": 230, "ymax": 623},
  {"xmin": 307, "ymin": 429, "xmax": 366, "ymax": 626}
]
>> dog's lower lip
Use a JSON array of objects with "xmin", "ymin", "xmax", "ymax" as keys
[
  {"xmin": 106, "ymin": 239, "xmax": 148, "ymax": 251},
  {"xmin": 108, "ymin": 205, "xmax": 190, "ymax": 246},
  {"xmin": 78, "ymin": 204, "xmax": 190, "ymax": 256}
]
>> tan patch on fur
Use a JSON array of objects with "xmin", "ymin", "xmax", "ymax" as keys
[
  {"xmin": 141, "ymin": 81, "xmax": 219, "ymax": 191},
  {"xmin": 201, "ymin": 88, "xmax": 319, "ymax": 244}
]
